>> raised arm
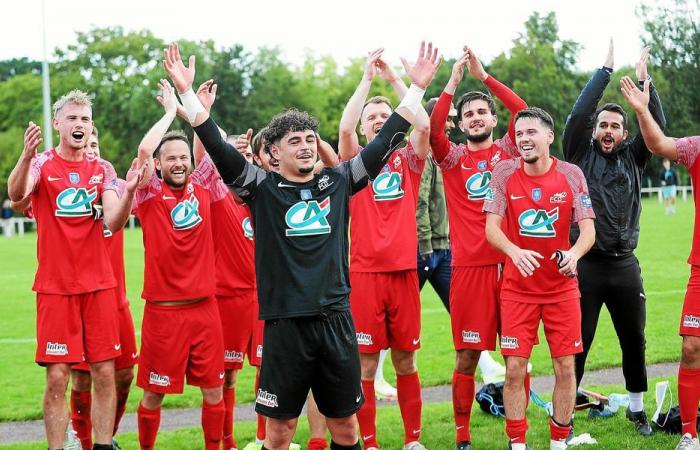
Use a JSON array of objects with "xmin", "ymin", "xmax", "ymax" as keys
[
  {"xmin": 7, "ymin": 122, "xmax": 42, "ymax": 201},
  {"xmin": 620, "ymin": 76, "xmax": 677, "ymax": 161},
  {"xmin": 338, "ymin": 49, "xmax": 384, "ymax": 160},
  {"xmin": 430, "ymin": 51, "xmax": 469, "ymax": 163},
  {"xmin": 359, "ymin": 41, "xmax": 442, "ymax": 178},
  {"xmin": 102, "ymin": 158, "xmax": 146, "ymax": 232},
  {"xmin": 313, "ymin": 134, "xmax": 340, "ymax": 173},
  {"xmin": 563, "ymin": 39, "xmax": 614, "ymax": 162}
]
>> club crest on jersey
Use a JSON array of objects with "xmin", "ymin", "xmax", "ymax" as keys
[
  {"xmin": 465, "ymin": 171, "xmax": 492, "ymax": 200},
  {"xmin": 490, "ymin": 151, "xmax": 502, "ymax": 166},
  {"xmin": 477, "ymin": 160, "xmax": 487, "ymax": 171},
  {"xmin": 532, "ymin": 188, "xmax": 542, "ymax": 201},
  {"xmin": 170, "ymin": 194, "xmax": 203, "ymax": 230},
  {"xmin": 242, "ymin": 217, "xmax": 254, "ymax": 240},
  {"xmin": 285, "ymin": 197, "xmax": 331, "ymax": 236},
  {"xmin": 317, "ymin": 174, "xmax": 333, "ymax": 191},
  {"xmin": 69, "ymin": 172, "xmax": 80, "ymax": 184},
  {"xmin": 393, "ymin": 155, "xmax": 402, "ymax": 168},
  {"xmin": 88, "ymin": 174, "xmax": 103, "ymax": 185},
  {"xmin": 518, "ymin": 208, "xmax": 559, "ymax": 237},
  {"xmin": 580, "ymin": 193, "xmax": 592, "ymax": 208},
  {"xmin": 372, "ymin": 172, "xmax": 404, "ymax": 201},
  {"xmin": 55, "ymin": 187, "xmax": 98, "ymax": 217}
]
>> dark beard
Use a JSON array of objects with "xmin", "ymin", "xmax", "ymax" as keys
[
  {"xmin": 466, "ymin": 131, "xmax": 491, "ymax": 143},
  {"xmin": 299, "ymin": 165, "xmax": 314, "ymax": 174},
  {"xmin": 523, "ymin": 155, "xmax": 539, "ymax": 164}
]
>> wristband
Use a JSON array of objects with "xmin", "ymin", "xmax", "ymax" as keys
[
  {"xmin": 398, "ymin": 84, "xmax": 426, "ymax": 115},
  {"xmin": 179, "ymin": 89, "xmax": 205, "ymax": 122}
]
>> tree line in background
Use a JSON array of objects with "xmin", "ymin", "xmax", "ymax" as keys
[{"xmin": 0, "ymin": 2, "xmax": 698, "ymax": 197}]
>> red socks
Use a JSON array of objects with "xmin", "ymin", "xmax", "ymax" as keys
[
  {"xmin": 549, "ymin": 418, "xmax": 571, "ymax": 442},
  {"xmin": 137, "ymin": 403, "xmax": 161, "ymax": 450},
  {"xmin": 70, "ymin": 389, "xmax": 92, "ymax": 450},
  {"xmin": 357, "ymin": 379, "xmax": 378, "ymax": 449},
  {"xmin": 308, "ymin": 437, "xmax": 329, "ymax": 450},
  {"xmin": 452, "ymin": 371, "xmax": 474, "ymax": 443},
  {"xmin": 505, "ymin": 417, "xmax": 528, "ymax": 444},
  {"xmin": 113, "ymin": 388, "xmax": 130, "ymax": 436},
  {"xmin": 679, "ymin": 366, "xmax": 700, "ymax": 437},
  {"xmin": 223, "ymin": 387, "xmax": 236, "ymax": 449},
  {"xmin": 202, "ymin": 399, "xmax": 225, "ymax": 450},
  {"xmin": 397, "ymin": 372, "xmax": 422, "ymax": 444},
  {"xmin": 255, "ymin": 371, "xmax": 266, "ymax": 441}
]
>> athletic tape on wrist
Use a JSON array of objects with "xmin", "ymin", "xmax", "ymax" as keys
[
  {"xmin": 179, "ymin": 89, "xmax": 205, "ymax": 122},
  {"xmin": 398, "ymin": 84, "xmax": 426, "ymax": 115}
]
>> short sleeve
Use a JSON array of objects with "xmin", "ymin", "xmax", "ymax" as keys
[
  {"xmin": 190, "ymin": 154, "xmax": 219, "ymax": 192},
  {"xmin": 437, "ymin": 142, "xmax": 466, "ymax": 172},
  {"xmin": 99, "ymin": 159, "xmax": 119, "ymax": 193},
  {"xmin": 30, "ymin": 152, "xmax": 51, "ymax": 192},
  {"xmin": 676, "ymin": 136, "xmax": 700, "ymax": 169},
  {"xmin": 483, "ymin": 159, "xmax": 518, "ymax": 217},
  {"xmin": 131, "ymin": 169, "xmax": 161, "ymax": 212},
  {"xmin": 560, "ymin": 162, "xmax": 596, "ymax": 223},
  {"xmin": 399, "ymin": 142, "xmax": 426, "ymax": 175}
]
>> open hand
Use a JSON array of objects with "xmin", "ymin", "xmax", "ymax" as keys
[{"xmin": 400, "ymin": 41, "xmax": 443, "ymax": 90}]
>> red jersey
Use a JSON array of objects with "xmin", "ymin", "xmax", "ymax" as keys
[
  {"xmin": 30, "ymin": 149, "xmax": 117, "ymax": 294},
  {"xmin": 133, "ymin": 156, "xmax": 220, "ymax": 302},
  {"xmin": 483, "ymin": 157, "xmax": 595, "ymax": 303},
  {"xmin": 349, "ymin": 143, "xmax": 425, "ymax": 272},
  {"xmin": 429, "ymin": 77, "xmax": 527, "ymax": 267},
  {"xmin": 211, "ymin": 182, "xmax": 256, "ymax": 294},
  {"xmin": 103, "ymin": 179, "xmax": 128, "ymax": 307},
  {"xmin": 676, "ymin": 136, "xmax": 700, "ymax": 265}
]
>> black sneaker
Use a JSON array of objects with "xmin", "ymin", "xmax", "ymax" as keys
[
  {"xmin": 625, "ymin": 407, "xmax": 653, "ymax": 436},
  {"xmin": 456, "ymin": 441, "xmax": 471, "ymax": 450}
]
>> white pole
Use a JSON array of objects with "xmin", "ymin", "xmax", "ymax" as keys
[{"xmin": 41, "ymin": 0, "xmax": 53, "ymax": 150}]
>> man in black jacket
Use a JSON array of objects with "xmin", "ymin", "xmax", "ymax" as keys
[{"xmin": 563, "ymin": 41, "xmax": 666, "ymax": 436}]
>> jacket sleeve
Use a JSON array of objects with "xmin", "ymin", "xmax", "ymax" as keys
[
  {"xmin": 416, "ymin": 160, "xmax": 433, "ymax": 254},
  {"xmin": 563, "ymin": 67, "xmax": 612, "ymax": 164},
  {"xmin": 630, "ymin": 81, "xmax": 666, "ymax": 168}
]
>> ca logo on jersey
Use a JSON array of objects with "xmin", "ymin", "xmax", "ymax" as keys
[
  {"xmin": 285, "ymin": 197, "xmax": 331, "ymax": 236},
  {"xmin": 170, "ymin": 194, "xmax": 203, "ymax": 230},
  {"xmin": 55, "ymin": 187, "xmax": 98, "ymax": 217},
  {"xmin": 465, "ymin": 171, "xmax": 492, "ymax": 200},
  {"xmin": 518, "ymin": 207, "xmax": 559, "ymax": 237},
  {"xmin": 242, "ymin": 217, "xmax": 254, "ymax": 240},
  {"xmin": 372, "ymin": 172, "xmax": 404, "ymax": 201}
]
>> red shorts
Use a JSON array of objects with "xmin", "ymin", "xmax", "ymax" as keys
[
  {"xmin": 681, "ymin": 265, "xmax": 700, "ymax": 337},
  {"xmin": 218, "ymin": 290, "xmax": 263, "ymax": 369},
  {"xmin": 499, "ymin": 298, "xmax": 582, "ymax": 358},
  {"xmin": 35, "ymin": 289, "xmax": 120, "ymax": 365},
  {"xmin": 450, "ymin": 265, "xmax": 501, "ymax": 351},
  {"xmin": 73, "ymin": 301, "xmax": 138, "ymax": 371},
  {"xmin": 137, "ymin": 297, "xmax": 224, "ymax": 394},
  {"xmin": 349, "ymin": 270, "xmax": 421, "ymax": 353}
]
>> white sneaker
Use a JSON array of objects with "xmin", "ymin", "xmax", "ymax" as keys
[
  {"xmin": 375, "ymin": 378, "xmax": 398, "ymax": 400},
  {"xmin": 550, "ymin": 439, "xmax": 567, "ymax": 450},
  {"xmin": 63, "ymin": 420, "xmax": 82, "ymax": 450},
  {"xmin": 676, "ymin": 433, "xmax": 700, "ymax": 450},
  {"xmin": 404, "ymin": 441, "xmax": 427, "ymax": 450}
]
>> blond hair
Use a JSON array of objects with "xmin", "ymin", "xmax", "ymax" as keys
[{"xmin": 52, "ymin": 90, "xmax": 93, "ymax": 118}]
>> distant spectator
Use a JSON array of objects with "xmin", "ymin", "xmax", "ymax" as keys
[
  {"xmin": 2, "ymin": 199, "xmax": 13, "ymax": 238},
  {"xmin": 660, "ymin": 158, "xmax": 678, "ymax": 215}
]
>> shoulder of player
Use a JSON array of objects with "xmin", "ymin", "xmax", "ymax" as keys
[
  {"xmin": 492, "ymin": 157, "xmax": 520, "ymax": 178},
  {"xmin": 33, "ymin": 149, "xmax": 55, "ymax": 173},
  {"xmin": 553, "ymin": 158, "xmax": 586, "ymax": 179}
]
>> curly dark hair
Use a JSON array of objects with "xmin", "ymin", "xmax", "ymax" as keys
[{"xmin": 262, "ymin": 109, "xmax": 319, "ymax": 145}]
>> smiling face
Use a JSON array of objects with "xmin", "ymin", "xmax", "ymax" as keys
[
  {"xmin": 269, "ymin": 130, "xmax": 317, "ymax": 176},
  {"xmin": 515, "ymin": 117, "xmax": 554, "ymax": 164},
  {"xmin": 155, "ymin": 139, "xmax": 192, "ymax": 189},
  {"xmin": 458, "ymin": 98, "xmax": 497, "ymax": 143},
  {"xmin": 84, "ymin": 134, "xmax": 100, "ymax": 160},
  {"xmin": 53, "ymin": 103, "xmax": 93, "ymax": 151},
  {"xmin": 360, "ymin": 101, "xmax": 392, "ymax": 143}
]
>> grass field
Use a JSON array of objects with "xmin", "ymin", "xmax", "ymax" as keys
[{"xmin": 0, "ymin": 197, "xmax": 694, "ymax": 448}]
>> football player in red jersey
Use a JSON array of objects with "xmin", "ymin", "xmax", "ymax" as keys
[
  {"xmin": 620, "ymin": 75, "xmax": 700, "ymax": 450},
  {"xmin": 7, "ymin": 91, "xmax": 143, "ymax": 450},
  {"xmin": 338, "ymin": 48, "xmax": 431, "ymax": 450},
  {"xmin": 69, "ymin": 128, "xmax": 138, "ymax": 450},
  {"xmin": 429, "ymin": 47, "xmax": 528, "ymax": 450},
  {"xmin": 131, "ymin": 80, "xmax": 226, "ymax": 450},
  {"xmin": 484, "ymin": 107, "xmax": 595, "ymax": 450}
]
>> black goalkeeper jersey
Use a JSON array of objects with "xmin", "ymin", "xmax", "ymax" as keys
[{"xmin": 194, "ymin": 113, "xmax": 410, "ymax": 320}]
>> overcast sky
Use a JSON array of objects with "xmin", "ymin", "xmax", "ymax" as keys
[{"xmin": 5, "ymin": 0, "xmax": 672, "ymax": 72}]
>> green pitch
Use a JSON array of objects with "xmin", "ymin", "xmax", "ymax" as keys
[{"xmin": 0, "ymin": 197, "xmax": 692, "ymax": 433}]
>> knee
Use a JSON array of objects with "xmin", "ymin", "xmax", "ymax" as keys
[
  {"xmin": 682, "ymin": 337, "xmax": 700, "ymax": 363},
  {"xmin": 553, "ymin": 357, "xmax": 576, "ymax": 381},
  {"xmin": 90, "ymin": 360, "xmax": 116, "ymax": 385},
  {"xmin": 141, "ymin": 390, "xmax": 164, "ymax": 409},
  {"xmin": 327, "ymin": 416, "xmax": 358, "ymax": 444},
  {"xmin": 267, "ymin": 418, "xmax": 297, "ymax": 446},
  {"xmin": 504, "ymin": 358, "xmax": 527, "ymax": 387},
  {"xmin": 202, "ymin": 387, "xmax": 223, "ymax": 404},
  {"xmin": 71, "ymin": 370, "xmax": 92, "ymax": 392},
  {"xmin": 46, "ymin": 365, "xmax": 71, "ymax": 393},
  {"xmin": 455, "ymin": 350, "xmax": 479, "ymax": 375},
  {"xmin": 115, "ymin": 368, "xmax": 134, "ymax": 392},
  {"xmin": 392, "ymin": 350, "xmax": 417, "ymax": 376},
  {"xmin": 360, "ymin": 354, "xmax": 379, "ymax": 379}
]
